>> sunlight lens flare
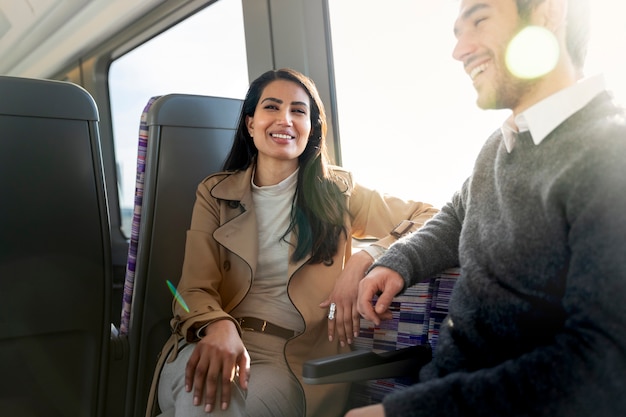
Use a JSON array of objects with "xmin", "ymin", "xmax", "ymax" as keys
[
  {"xmin": 506, "ymin": 26, "xmax": 560, "ymax": 79},
  {"xmin": 166, "ymin": 280, "xmax": 190, "ymax": 313}
]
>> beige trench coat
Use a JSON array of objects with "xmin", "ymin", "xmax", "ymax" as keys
[{"xmin": 152, "ymin": 164, "xmax": 438, "ymax": 417}]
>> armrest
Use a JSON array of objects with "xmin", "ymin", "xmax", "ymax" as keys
[{"xmin": 302, "ymin": 344, "xmax": 432, "ymax": 385}]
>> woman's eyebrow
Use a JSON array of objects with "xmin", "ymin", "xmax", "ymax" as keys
[
  {"xmin": 261, "ymin": 97, "xmax": 309, "ymax": 108},
  {"xmin": 261, "ymin": 97, "xmax": 283, "ymax": 104}
]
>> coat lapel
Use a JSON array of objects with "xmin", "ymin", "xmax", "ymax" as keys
[
  {"xmin": 210, "ymin": 165, "xmax": 313, "ymax": 283},
  {"xmin": 211, "ymin": 167, "xmax": 258, "ymax": 274}
]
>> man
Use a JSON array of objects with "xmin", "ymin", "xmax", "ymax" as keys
[{"xmin": 346, "ymin": 0, "xmax": 626, "ymax": 416}]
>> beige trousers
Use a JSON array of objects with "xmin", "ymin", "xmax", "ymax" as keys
[{"xmin": 157, "ymin": 331, "xmax": 305, "ymax": 417}]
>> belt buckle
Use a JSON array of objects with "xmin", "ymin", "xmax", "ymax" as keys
[
  {"xmin": 238, "ymin": 318, "xmax": 267, "ymax": 333},
  {"xmin": 238, "ymin": 318, "xmax": 254, "ymax": 332}
]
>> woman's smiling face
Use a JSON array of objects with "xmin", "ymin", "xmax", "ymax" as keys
[{"xmin": 246, "ymin": 79, "xmax": 311, "ymax": 168}]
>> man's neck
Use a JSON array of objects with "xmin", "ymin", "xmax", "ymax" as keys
[{"xmin": 512, "ymin": 66, "xmax": 579, "ymax": 115}]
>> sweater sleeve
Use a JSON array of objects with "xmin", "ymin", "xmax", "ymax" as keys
[{"xmin": 371, "ymin": 178, "xmax": 468, "ymax": 290}]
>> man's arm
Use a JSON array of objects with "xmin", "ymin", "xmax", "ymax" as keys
[{"xmin": 369, "ymin": 179, "xmax": 468, "ymax": 290}]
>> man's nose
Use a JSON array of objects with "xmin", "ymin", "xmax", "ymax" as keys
[{"xmin": 452, "ymin": 32, "xmax": 475, "ymax": 63}]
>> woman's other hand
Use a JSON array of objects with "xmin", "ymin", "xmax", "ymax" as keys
[
  {"xmin": 320, "ymin": 250, "xmax": 374, "ymax": 346},
  {"xmin": 185, "ymin": 319, "xmax": 250, "ymax": 413}
]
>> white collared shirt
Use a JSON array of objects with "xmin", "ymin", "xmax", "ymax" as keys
[{"xmin": 501, "ymin": 75, "xmax": 607, "ymax": 153}]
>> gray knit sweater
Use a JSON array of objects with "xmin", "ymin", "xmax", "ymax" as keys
[{"xmin": 374, "ymin": 92, "xmax": 626, "ymax": 416}]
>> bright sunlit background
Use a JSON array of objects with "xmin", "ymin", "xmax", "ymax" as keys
[
  {"xmin": 329, "ymin": 0, "xmax": 626, "ymax": 208},
  {"xmin": 110, "ymin": 0, "xmax": 626, "ymax": 236}
]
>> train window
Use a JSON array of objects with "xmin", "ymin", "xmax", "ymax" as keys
[
  {"xmin": 327, "ymin": 0, "xmax": 626, "ymax": 208},
  {"xmin": 109, "ymin": 0, "xmax": 248, "ymax": 237},
  {"xmin": 327, "ymin": 0, "xmax": 507, "ymax": 208}
]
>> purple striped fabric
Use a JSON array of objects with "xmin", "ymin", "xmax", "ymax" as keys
[
  {"xmin": 119, "ymin": 96, "xmax": 161, "ymax": 336},
  {"xmin": 350, "ymin": 267, "xmax": 460, "ymax": 407},
  {"xmin": 427, "ymin": 269, "xmax": 459, "ymax": 352}
]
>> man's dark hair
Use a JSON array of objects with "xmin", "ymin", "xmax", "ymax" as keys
[{"xmin": 516, "ymin": 0, "xmax": 590, "ymax": 70}]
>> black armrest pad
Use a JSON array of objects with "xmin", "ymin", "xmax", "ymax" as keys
[{"xmin": 302, "ymin": 344, "xmax": 432, "ymax": 385}]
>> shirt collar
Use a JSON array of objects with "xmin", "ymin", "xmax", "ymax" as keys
[{"xmin": 500, "ymin": 74, "xmax": 606, "ymax": 153}]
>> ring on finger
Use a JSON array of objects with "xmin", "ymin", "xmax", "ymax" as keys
[{"xmin": 328, "ymin": 302, "xmax": 336, "ymax": 321}]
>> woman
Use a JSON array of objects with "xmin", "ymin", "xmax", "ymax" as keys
[{"xmin": 155, "ymin": 68, "xmax": 438, "ymax": 417}]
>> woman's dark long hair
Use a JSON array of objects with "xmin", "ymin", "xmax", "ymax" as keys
[{"xmin": 222, "ymin": 68, "xmax": 348, "ymax": 264}]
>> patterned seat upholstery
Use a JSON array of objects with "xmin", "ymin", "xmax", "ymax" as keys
[
  {"xmin": 120, "ymin": 95, "xmax": 162, "ymax": 336},
  {"xmin": 348, "ymin": 268, "xmax": 459, "ymax": 406}
]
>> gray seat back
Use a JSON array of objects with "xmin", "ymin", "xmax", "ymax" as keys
[
  {"xmin": 0, "ymin": 76, "xmax": 111, "ymax": 417},
  {"xmin": 123, "ymin": 94, "xmax": 242, "ymax": 417}
]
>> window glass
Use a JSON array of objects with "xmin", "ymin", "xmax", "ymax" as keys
[
  {"xmin": 328, "ymin": 0, "xmax": 626, "ymax": 209},
  {"xmin": 109, "ymin": 0, "xmax": 248, "ymax": 236}
]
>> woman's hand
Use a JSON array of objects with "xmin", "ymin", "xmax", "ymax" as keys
[
  {"xmin": 184, "ymin": 319, "xmax": 250, "ymax": 413},
  {"xmin": 320, "ymin": 250, "xmax": 374, "ymax": 346}
]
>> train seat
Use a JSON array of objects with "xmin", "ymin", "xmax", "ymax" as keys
[
  {"xmin": 119, "ymin": 94, "xmax": 242, "ymax": 417},
  {"xmin": 303, "ymin": 268, "xmax": 460, "ymax": 409},
  {"xmin": 0, "ymin": 76, "xmax": 111, "ymax": 417}
]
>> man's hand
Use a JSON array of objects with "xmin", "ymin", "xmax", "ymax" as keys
[
  {"xmin": 185, "ymin": 319, "xmax": 250, "ymax": 413},
  {"xmin": 357, "ymin": 266, "xmax": 404, "ymax": 326}
]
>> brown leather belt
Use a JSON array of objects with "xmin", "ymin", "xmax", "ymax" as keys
[{"xmin": 236, "ymin": 317, "xmax": 296, "ymax": 340}]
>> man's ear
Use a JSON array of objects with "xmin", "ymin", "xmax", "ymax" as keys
[{"xmin": 532, "ymin": 0, "xmax": 567, "ymax": 32}]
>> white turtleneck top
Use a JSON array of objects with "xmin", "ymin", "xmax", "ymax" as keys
[{"xmin": 230, "ymin": 169, "xmax": 305, "ymax": 333}]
